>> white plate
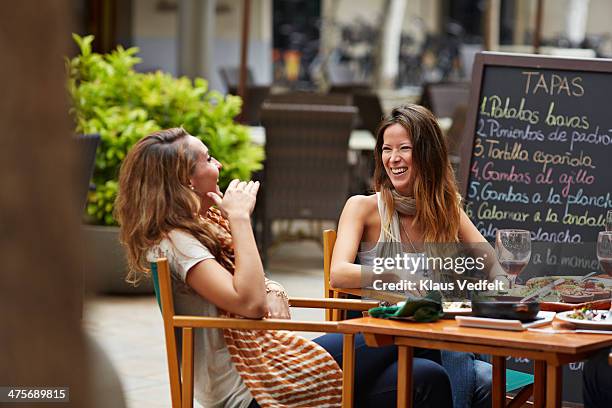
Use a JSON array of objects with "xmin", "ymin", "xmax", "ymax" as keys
[
  {"xmin": 555, "ymin": 310, "xmax": 612, "ymax": 330},
  {"xmin": 455, "ymin": 311, "xmax": 556, "ymax": 331},
  {"xmin": 443, "ymin": 307, "xmax": 472, "ymax": 316}
]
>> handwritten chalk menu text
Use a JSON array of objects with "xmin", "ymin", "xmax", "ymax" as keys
[{"xmin": 459, "ymin": 53, "xmax": 612, "ymax": 277}]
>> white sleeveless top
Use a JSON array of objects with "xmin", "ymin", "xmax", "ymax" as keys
[
  {"xmin": 357, "ymin": 193, "xmax": 428, "ymax": 280},
  {"xmin": 147, "ymin": 230, "xmax": 253, "ymax": 408}
]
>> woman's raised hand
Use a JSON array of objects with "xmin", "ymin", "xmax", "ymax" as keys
[{"xmin": 207, "ymin": 179, "xmax": 259, "ymax": 220}]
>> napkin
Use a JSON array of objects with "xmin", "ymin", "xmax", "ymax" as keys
[{"xmin": 368, "ymin": 291, "xmax": 444, "ymax": 322}]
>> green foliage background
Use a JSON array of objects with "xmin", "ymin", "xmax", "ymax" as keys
[{"xmin": 66, "ymin": 34, "xmax": 263, "ymax": 225}]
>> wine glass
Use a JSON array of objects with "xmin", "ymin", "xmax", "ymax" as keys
[
  {"xmin": 496, "ymin": 229, "xmax": 531, "ymax": 289},
  {"xmin": 597, "ymin": 231, "xmax": 612, "ymax": 276},
  {"xmin": 605, "ymin": 210, "xmax": 612, "ymax": 232}
]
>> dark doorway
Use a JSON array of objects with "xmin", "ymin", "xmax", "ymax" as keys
[{"xmin": 272, "ymin": 0, "xmax": 321, "ymax": 89}]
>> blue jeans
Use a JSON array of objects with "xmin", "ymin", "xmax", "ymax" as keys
[
  {"xmin": 441, "ymin": 351, "xmax": 492, "ymax": 408},
  {"xmin": 315, "ymin": 333, "xmax": 452, "ymax": 408},
  {"xmin": 583, "ymin": 348, "xmax": 612, "ymax": 408}
]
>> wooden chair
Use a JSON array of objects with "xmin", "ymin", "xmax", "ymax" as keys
[
  {"xmin": 151, "ymin": 258, "xmax": 378, "ymax": 408},
  {"xmin": 324, "ymin": 229, "xmax": 359, "ymax": 322},
  {"xmin": 323, "ymin": 229, "xmax": 378, "ymax": 322},
  {"xmin": 322, "ymin": 230, "xmax": 535, "ymax": 405},
  {"xmin": 324, "ymin": 229, "xmax": 339, "ymax": 321}
]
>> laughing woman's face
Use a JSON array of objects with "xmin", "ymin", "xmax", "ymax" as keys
[{"xmin": 381, "ymin": 124, "xmax": 414, "ymax": 196}]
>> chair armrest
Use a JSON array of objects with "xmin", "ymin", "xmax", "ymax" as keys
[
  {"xmin": 288, "ymin": 297, "xmax": 379, "ymax": 311},
  {"xmin": 330, "ymin": 287, "xmax": 364, "ymax": 297},
  {"xmin": 173, "ymin": 316, "xmax": 343, "ymax": 333},
  {"xmin": 331, "ymin": 287, "xmax": 407, "ymax": 304}
]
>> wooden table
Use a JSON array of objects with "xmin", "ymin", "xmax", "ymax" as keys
[{"xmin": 338, "ymin": 317, "xmax": 612, "ymax": 408}]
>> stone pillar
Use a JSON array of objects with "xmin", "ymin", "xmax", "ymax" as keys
[
  {"xmin": 379, "ymin": 0, "xmax": 407, "ymax": 89},
  {"xmin": 565, "ymin": 0, "xmax": 590, "ymax": 47},
  {"xmin": 317, "ymin": 0, "xmax": 341, "ymax": 88},
  {"xmin": 484, "ymin": 0, "xmax": 501, "ymax": 51},
  {"xmin": 178, "ymin": 0, "xmax": 216, "ymax": 80},
  {"xmin": 0, "ymin": 1, "xmax": 90, "ymax": 406},
  {"xmin": 513, "ymin": 0, "xmax": 534, "ymax": 45}
]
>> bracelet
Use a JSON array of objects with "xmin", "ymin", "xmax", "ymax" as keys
[
  {"xmin": 267, "ymin": 290, "xmax": 289, "ymax": 302},
  {"xmin": 265, "ymin": 281, "xmax": 289, "ymax": 301}
]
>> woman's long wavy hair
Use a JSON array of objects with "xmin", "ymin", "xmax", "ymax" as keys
[
  {"xmin": 373, "ymin": 104, "xmax": 461, "ymax": 243},
  {"xmin": 114, "ymin": 128, "xmax": 223, "ymax": 284}
]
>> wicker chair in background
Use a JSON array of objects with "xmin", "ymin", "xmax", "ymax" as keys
[
  {"xmin": 257, "ymin": 102, "xmax": 357, "ymax": 265},
  {"xmin": 75, "ymin": 133, "xmax": 100, "ymax": 213},
  {"xmin": 266, "ymin": 91, "xmax": 353, "ymax": 106},
  {"xmin": 227, "ymin": 85, "xmax": 271, "ymax": 125},
  {"xmin": 326, "ymin": 64, "xmax": 370, "ymax": 91},
  {"xmin": 419, "ymin": 82, "xmax": 470, "ymax": 193},
  {"xmin": 219, "ymin": 66, "xmax": 255, "ymax": 89},
  {"xmin": 220, "ymin": 67, "xmax": 270, "ymax": 125},
  {"xmin": 351, "ymin": 91, "xmax": 385, "ymax": 136},
  {"xmin": 419, "ymin": 81, "xmax": 470, "ymax": 119}
]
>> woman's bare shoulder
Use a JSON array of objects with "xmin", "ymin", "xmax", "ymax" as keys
[
  {"xmin": 343, "ymin": 194, "xmax": 378, "ymax": 214},
  {"xmin": 340, "ymin": 194, "xmax": 378, "ymax": 227}
]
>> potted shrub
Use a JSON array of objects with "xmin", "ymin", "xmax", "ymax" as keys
[{"xmin": 67, "ymin": 35, "xmax": 263, "ymax": 293}]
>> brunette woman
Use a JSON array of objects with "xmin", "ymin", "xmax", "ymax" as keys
[{"xmin": 331, "ymin": 105, "xmax": 493, "ymax": 408}]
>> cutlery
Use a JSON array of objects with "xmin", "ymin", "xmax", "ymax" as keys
[
  {"xmin": 579, "ymin": 271, "xmax": 598, "ymax": 282},
  {"xmin": 520, "ymin": 278, "xmax": 565, "ymax": 303}
]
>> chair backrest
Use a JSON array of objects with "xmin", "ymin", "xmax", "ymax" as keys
[
  {"xmin": 266, "ymin": 91, "xmax": 353, "ymax": 106},
  {"xmin": 419, "ymin": 81, "xmax": 470, "ymax": 119},
  {"xmin": 227, "ymin": 85, "xmax": 271, "ymax": 125},
  {"xmin": 151, "ymin": 259, "xmax": 183, "ymax": 408},
  {"xmin": 323, "ymin": 230, "xmax": 337, "ymax": 321},
  {"xmin": 446, "ymin": 105, "xmax": 467, "ymax": 158},
  {"xmin": 74, "ymin": 133, "xmax": 100, "ymax": 213},
  {"xmin": 219, "ymin": 66, "xmax": 254, "ymax": 90},
  {"xmin": 328, "ymin": 84, "xmax": 372, "ymax": 95},
  {"xmin": 327, "ymin": 64, "xmax": 368, "ymax": 87},
  {"xmin": 323, "ymin": 229, "xmax": 363, "ymax": 321},
  {"xmin": 260, "ymin": 103, "xmax": 357, "ymax": 221},
  {"xmin": 352, "ymin": 92, "xmax": 384, "ymax": 136},
  {"xmin": 150, "ymin": 262, "xmax": 162, "ymax": 311}
]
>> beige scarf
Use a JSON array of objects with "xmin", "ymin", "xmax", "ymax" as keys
[
  {"xmin": 391, "ymin": 189, "xmax": 417, "ymax": 216},
  {"xmin": 206, "ymin": 208, "xmax": 343, "ymax": 408}
]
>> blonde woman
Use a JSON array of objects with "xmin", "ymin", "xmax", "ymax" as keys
[
  {"xmin": 115, "ymin": 128, "xmax": 452, "ymax": 408},
  {"xmin": 331, "ymin": 105, "xmax": 493, "ymax": 408}
]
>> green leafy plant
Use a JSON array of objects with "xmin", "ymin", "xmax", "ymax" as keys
[{"xmin": 66, "ymin": 34, "xmax": 263, "ymax": 225}]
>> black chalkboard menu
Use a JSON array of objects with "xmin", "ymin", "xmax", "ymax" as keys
[
  {"xmin": 458, "ymin": 52, "xmax": 612, "ymax": 404},
  {"xmin": 460, "ymin": 53, "xmax": 612, "ymax": 262}
]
